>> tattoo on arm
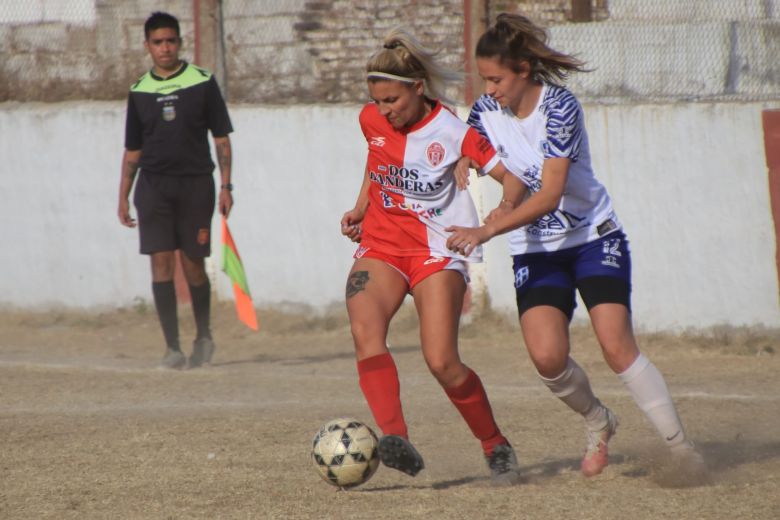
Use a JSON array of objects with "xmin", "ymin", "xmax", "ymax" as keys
[
  {"xmin": 346, "ymin": 271, "xmax": 369, "ymax": 298},
  {"xmin": 216, "ymin": 141, "xmax": 231, "ymax": 172}
]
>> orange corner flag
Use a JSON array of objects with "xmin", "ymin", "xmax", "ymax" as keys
[{"xmin": 221, "ymin": 217, "xmax": 259, "ymax": 330}]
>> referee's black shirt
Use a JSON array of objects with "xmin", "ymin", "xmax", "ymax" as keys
[{"xmin": 124, "ymin": 62, "xmax": 233, "ymax": 176}]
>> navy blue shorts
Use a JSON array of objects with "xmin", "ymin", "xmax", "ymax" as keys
[{"xmin": 512, "ymin": 231, "xmax": 632, "ymax": 320}]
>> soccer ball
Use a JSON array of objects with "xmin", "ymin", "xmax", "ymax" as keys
[{"xmin": 311, "ymin": 418, "xmax": 380, "ymax": 489}]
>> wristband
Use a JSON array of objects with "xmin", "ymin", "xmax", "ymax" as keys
[{"xmin": 221, "ymin": 183, "xmax": 233, "ymax": 191}]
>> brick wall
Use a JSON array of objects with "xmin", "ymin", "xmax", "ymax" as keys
[
  {"xmin": 0, "ymin": 0, "xmax": 194, "ymax": 102},
  {"xmin": 223, "ymin": 0, "xmax": 467, "ymax": 104},
  {"xmin": 489, "ymin": 0, "xmax": 609, "ymax": 24},
  {"xmin": 0, "ymin": 0, "xmax": 580, "ymax": 103}
]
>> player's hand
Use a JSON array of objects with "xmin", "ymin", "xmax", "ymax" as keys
[
  {"xmin": 485, "ymin": 199, "xmax": 514, "ymax": 223},
  {"xmin": 341, "ymin": 208, "xmax": 365, "ymax": 243},
  {"xmin": 445, "ymin": 225, "xmax": 491, "ymax": 256},
  {"xmin": 118, "ymin": 199, "xmax": 136, "ymax": 227},
  {"xmin": 219, "ymin": 189, "xmax": 233, "ymax": 218},
  {"xmin": 454, "ymin": 156, "xmax": 476, "ymax": 191}
]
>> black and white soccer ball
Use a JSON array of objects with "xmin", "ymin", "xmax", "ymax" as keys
[{"xmin": 311, "ymin": 418, "xmax": 379, "ymax": 489}]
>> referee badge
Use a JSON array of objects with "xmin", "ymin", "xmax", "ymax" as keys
[{"xmin": 162, "ymin": 104, "xmax": 176, "ymax": 121}]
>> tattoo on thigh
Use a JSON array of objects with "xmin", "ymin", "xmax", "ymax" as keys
[{"xmin": 346, "ymin": 271, "xmax": 369, "ymax": 298}]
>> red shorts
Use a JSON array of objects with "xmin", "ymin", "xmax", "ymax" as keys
[{"xmin": 353, "ymin": 246, "xmax": 469, "ymax": 289}]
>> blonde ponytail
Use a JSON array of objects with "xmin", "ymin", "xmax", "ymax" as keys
[{"xmin": 367, "ymin": 27, "xmax": 461, "ymax": 105}]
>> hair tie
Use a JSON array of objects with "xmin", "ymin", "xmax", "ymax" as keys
[{"xmin": 383, "ymin": 41, "xmax": 401, "ymax": 50}]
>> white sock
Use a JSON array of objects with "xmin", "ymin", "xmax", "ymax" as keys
[
  {"xmin": 618, "ymin": 353, "xmax": 687, "ymax": 449},
  {"xmin": 539, "ymin": 357, "xmax": 608, "ymax": 431}
]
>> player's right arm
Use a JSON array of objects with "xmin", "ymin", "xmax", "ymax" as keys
[
  {"xmin": 460, "ymin": 127, "xmax": 528, "ymax": 220},
  {"xmin": 342, "ymin": 106, "xmax": 377, "ymax": 242},
  {"xmin": 119, "ymin": 93, "xmax": 143, "ymax": 227},
  {"xmin": 341, "ymin": 160, "xmax": 371, "ymax": 242},
  {"xmin": 118, "ymin": 148, "xmax": 141, "ymax": 227}
]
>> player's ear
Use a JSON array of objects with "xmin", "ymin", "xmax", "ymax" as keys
[
  {"xmin": 517, "ymin": 60, "xmax": 532, "ymax": 79},
  {"xmin": 413, "ymin": 80, "xmax": 424, "ymax": 96}
]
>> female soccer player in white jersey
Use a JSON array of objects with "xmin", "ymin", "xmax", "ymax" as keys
[
  {"xmin": 446, "ymin": 14, "xmax": 704, "ymax": 477},
  {"xmin": 340, "ymin": 27, "xmax": 523, "ymax": 484}
]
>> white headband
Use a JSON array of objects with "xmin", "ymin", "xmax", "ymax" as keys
[{"xmin": 366, "ymin": 71, "xmax": 420, "ymax": 83}]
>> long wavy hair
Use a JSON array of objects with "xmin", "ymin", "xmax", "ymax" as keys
[{"xmin": 476, "ymin": 13, "xmax": 588, "ymax": 85}]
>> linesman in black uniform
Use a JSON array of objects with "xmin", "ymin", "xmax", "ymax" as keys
[{"xmin": 118, "ymin": 11, "xmax": 234, "ymax": 369}]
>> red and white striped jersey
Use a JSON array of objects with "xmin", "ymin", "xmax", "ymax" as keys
[{"xmin": 358, "ymin": 101, "xmax": 500, "ymax": 262}]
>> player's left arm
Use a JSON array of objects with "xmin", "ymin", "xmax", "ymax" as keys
[
  {"xmin": 214, "ymin": 135, "xmax": 233, "ymax": 217},
  {"xmin": 446, "ymin": 157, "xmax": 569, "ymax": 255},
  {"xmin": 205, "ymin": 75, "xmax": 234, "ymax": 218},
  {"xmin": 482, "ymin": 157, "xmax": 568, "ymax": 235}
]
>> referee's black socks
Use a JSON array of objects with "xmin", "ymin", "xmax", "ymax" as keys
[
  {"xmin": 152, "ymin": 281, "xmax": 180, "ymax": 352},
  {"xmin": 189, "ymin": 280, "xmax": 212, "ymax": 340}
]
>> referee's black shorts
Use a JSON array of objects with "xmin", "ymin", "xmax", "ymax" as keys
[{"xmin": 133, "ymin": 172, "xmax": 215, "ymax": 258}]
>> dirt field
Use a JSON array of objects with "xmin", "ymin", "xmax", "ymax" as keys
[{"xmin": 1, "ymin": 302, "xmax": 778, "ymax": 519}]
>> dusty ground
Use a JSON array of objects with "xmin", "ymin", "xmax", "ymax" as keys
[{"xmin": 0, "ymin": 302, "xmax": 778, "ymax": 519}]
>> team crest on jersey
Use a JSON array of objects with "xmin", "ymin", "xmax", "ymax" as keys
[
  {"xmin": 370, "ymin": 136, "xmax": 386, "ymax": 147},
  {"xmin": 514, "ymin": 266, "xmax": 529, "ymax": 288},
  {"xmin": 162, "ymin": 104, "xmax": 176, "ymax": 122},
  {"xmin": 426, "ymin": 141, "xmax": 445, "ymax": 167}
]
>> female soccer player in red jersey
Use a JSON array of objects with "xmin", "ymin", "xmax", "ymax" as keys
[{"xmin": 341, "ymin": 27, "xmax": 523, "ymax": 484}]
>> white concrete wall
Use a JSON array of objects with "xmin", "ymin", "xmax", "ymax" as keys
[{"xmin": 0, "ymin": 101, "xmax": 778, "ymax": 330}]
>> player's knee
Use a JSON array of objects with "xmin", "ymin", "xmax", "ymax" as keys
[
  {"xmin": 593, "ymin": 319, "xmax": 636, "ymax": 357},
  {"xmin": 182, "ymin": 268, "xmax": 208, "ymax": 286},
  {"xmin": 150, "ymin": 253, "xmax": 176, "ymax": 280},
  {"xmin": 179, "ymin": 255, "xmax": 207, "ymax": 285},
  {"xmin": 425, "ymin": 355, "xmax": 462, "ymax": 385},
  {"xmin": 597, "ymin": 330, "xmax": 632, "ymax": 352},
  {"xmin": 530, "ymin": 351, "xmax": 568, "ymax": 379},
  {"xmin": 598, "ymin": 336, "xmax": 639, "ymax": 372},
  {"xmin": 349, "ymin": 318, "xmax": 385, "ymax": 346}
]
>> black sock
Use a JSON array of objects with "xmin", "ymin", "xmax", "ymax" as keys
[
  {"xmin": 152, "ymin": 281, "xmax": 179, "ymax": 351},
  {"xmin": 189, "ymin": 280, "xmax": 212, "ymax": 340}
]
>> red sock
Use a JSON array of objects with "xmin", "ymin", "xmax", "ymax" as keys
[
  {"xmin": 445, "ymin": 368, "xmax": 508, "ymax": 455},
  {"xmin": 357, "ymin": 353, "xmax": 408, "ymax": 438}
]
